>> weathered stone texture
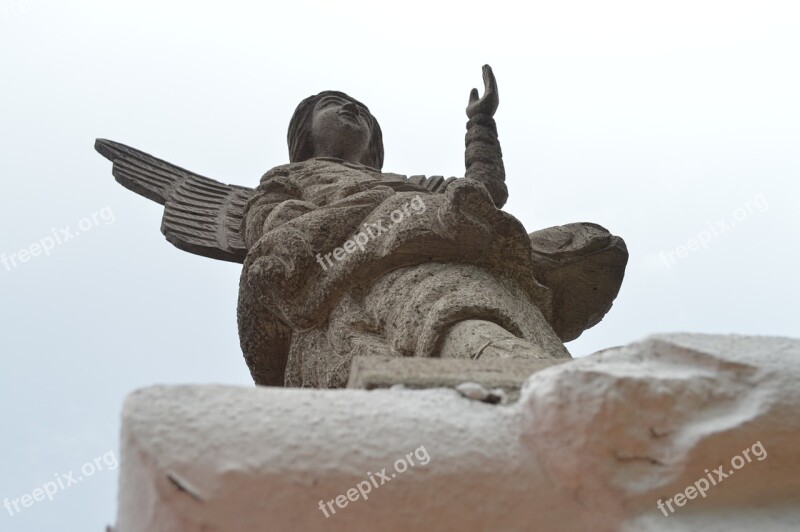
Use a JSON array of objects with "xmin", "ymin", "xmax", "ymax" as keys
[{"xmin": 115, "ymin": 334, "xmax": 800, "ymax": 531}]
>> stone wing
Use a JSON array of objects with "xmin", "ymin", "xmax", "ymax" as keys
[
  {"xmin": 529, "ymin": 223, "xmax": 628, "ymax": 342},
  {"xmin": 95, "ymin": 139, "xmax": 253, "ymax": 263}
]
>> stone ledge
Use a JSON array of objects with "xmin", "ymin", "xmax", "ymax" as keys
[
  {"xmin": 114, "ymin": 334, "xmax": 800, "ymax": 531},
  {"xmin": 347, "ymin": 355, "xmax": 568, "ymax": 402}
]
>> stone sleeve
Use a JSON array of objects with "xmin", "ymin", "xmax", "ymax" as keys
[{"xmin": 464, "ymin": 113, "xmax": 507, "ymax": 208}]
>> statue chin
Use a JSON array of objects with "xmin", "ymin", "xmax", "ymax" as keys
[{"xmin": 309, "ymin": 118, "xmax": 371, "ymax": 164}]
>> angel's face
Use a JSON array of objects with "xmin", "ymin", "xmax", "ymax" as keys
[{"xmin": 309, "ymin": 94, "xmax": 373, "ymax": 164}]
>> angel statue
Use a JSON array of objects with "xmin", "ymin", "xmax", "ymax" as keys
[{"xmin": 95, "ymin": 65, "xmax": 628, "ymax": 388}]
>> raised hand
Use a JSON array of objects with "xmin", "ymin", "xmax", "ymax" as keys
[{"xmin": 466, "ymin": 64, "xmax": 499, "ymax": 119}]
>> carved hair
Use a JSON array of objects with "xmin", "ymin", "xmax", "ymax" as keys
[{"xmin": 287, "ymin": 90, "xmax": 384, "ymax": 170}]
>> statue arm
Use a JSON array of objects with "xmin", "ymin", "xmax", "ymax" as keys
[
  {"xmin": 463, "ymin": 64, "xmax": 506, "ymax": 208},
  {"xmin": 396, "ymin": 65, "xmax": 507, "ymax": 207},
  {"xmin": 464, "ymin": 112, "xmax": 507, "ymax": 208}
]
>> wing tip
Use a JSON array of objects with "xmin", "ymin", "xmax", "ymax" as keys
[
  {"xmin": 95, "ymin": 138, "xmax": 124, "ymax": 162},
  {"xmin": 163, "ymin": 230, "xmax": 246, "ymax": 264}
]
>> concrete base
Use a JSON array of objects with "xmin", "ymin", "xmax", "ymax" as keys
[{"xmin": 114, "ymin": 334, "xmax": 800, "ymax": 531}]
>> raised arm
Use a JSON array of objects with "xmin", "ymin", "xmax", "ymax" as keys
[
  {"xmin": 396, "ymin": 66, "xmax": 508, "ymax": 206},
  {"xmin": 464, "ymin": 65, "xmax": 507, "ymax": 208}
]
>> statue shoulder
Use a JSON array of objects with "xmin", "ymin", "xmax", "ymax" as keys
[
  {"xmin": 403, "ymin": 174, "xmax": 458, "ymax": 193},
  {"xmin": 375, "ymin": 167, "xmax": 458, "ymax": 193},
  {"xmin": 259, "ymin": 163, "xmax": 293, "ymax": 184}
]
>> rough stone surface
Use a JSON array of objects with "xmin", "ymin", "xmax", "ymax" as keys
[
  {"xmin": 96, "ymin": 65, "xmax": 628, "ymax": 387},
  {"xmin": 347, "ymin": 355, "xmax": 566, "ymax": 403},
  {"xmin": 115, "ymin": 334, "xmax": 800, "ymax": 531}
]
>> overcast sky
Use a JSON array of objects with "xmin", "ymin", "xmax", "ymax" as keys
[{"xmin": 1, "ymin": 1, "xmax": 798, "ymax": 530}]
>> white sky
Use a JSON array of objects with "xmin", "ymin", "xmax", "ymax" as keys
[{"xmin": 1, "ymin": 1, "xmax": 798, "ymax": 529}]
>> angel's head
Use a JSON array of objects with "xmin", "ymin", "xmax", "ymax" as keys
[{"xmin": 288, "ymin": 91, "xmax": 384, "ymax": 170}]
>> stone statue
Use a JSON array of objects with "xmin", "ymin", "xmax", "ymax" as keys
[{"xmin": 96, "ymin": 65, "xmax": 628, "ymax": 388}]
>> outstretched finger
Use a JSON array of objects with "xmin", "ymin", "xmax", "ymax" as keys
[
  {"xmin": 469, "ymin": 87, "xmax": 479, "ymax": 104},
  {"xmin": 482, "ymin": 64, "xmax": 497, "ymax": 93}
]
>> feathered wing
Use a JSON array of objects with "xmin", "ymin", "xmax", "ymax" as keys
[
  {"xmin": 95, "ymin": 139, "xmax": 253, "ymax": 263},
  {"xmin": 528, "ymin": 222, "xmax": 628, "ymax": 342}
]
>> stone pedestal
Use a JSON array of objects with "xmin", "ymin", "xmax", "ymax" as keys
[{"xmin": 113, "ymin": 334, "xmax": 800, "ymax": 531}]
